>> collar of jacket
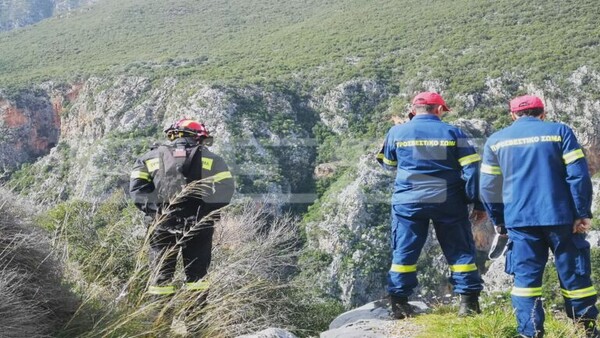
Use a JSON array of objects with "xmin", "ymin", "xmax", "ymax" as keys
[
  {"xmin": 410, "ymin": 114, "xmax": 441, "ymax": 121},
  {"xmin": 513, "ymin": 116, "xmax": 543, "ymax": 124},
  {"xmin": 171, "ymin": 137, "xmax": 200, "ymax": 148}
]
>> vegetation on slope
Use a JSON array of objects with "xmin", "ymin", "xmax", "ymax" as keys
[
  {"xmin": 0, "ymin": 0, "xmax": 599, "ymax": 96},
  {"xmin": 412, "ymin": 300, "xmax": 587, "ymax": 338}
]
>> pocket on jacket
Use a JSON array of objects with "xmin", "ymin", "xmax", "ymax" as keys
[
  {"xmin": 504, "ymin": 241, "xmax": 514, "ymax": 275},
  {"xmin": 572, "ymin": 235, "xmax": 591, "ymax": 276}
]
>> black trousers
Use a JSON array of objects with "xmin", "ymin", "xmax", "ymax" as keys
[{"xmin": 148, "ymin": 208, "xmax": 221, "ymax": 285}]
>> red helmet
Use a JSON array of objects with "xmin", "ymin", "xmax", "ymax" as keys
[{"xmin": 164, "ymin": 118, "xmax": 210, "ymax": 142}]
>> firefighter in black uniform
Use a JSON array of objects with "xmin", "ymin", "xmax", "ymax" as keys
[{"xmin": 129, "ymin": 118, "xmax": 234, "ymax": 298}]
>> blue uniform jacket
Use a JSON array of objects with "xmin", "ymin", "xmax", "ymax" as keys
[
  {"xmin": 377, "ymin": 114, "xmax": 483, "ymax": 208},
  {"xmin": 480, "ymin": 116, "xmax": 592, "ymax": 227}
]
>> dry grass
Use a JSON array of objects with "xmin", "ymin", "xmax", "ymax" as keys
[
  {"xmin": 0, "ymin": 176, "xmax": 321, "ymax": 337},
  {"xmin": 0, "ymin": 188, "xmax": 77, "ymax": 338},
  {"xmin": 50, "ymin": 178, "xmax": 303, "ymax": 337}
]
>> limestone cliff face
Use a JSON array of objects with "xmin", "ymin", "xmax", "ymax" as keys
[
  {"xmin": 2, "ymin": 72, "xmax": 600, "ymax": 307},
  {"xmin": 304, "ymin": 155, "xmax": 392, "ymax": 306},
  {"xmin": 314, "ymin": 79, "xmax": 388, "ymax": 135},
  {"xmin": 2, "ymin": 77, "xmax": 316, "ymax": 203},
  {"xmin": 0, "ymin": 89, "xmax": 60, "ymax": 174},
  {"xmin": 545, "ymin": 66, "xmax": 600, "ymax": 173},
  {"xmin": 593, "ymin": 178, "xmax": 600, "ymax": 213},
  {"xmin": 458, "ymin": 67, "xmax": 600, "ymax": 174}
]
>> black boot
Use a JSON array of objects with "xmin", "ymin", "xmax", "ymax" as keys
[
  {"xmin": 390, "ymin": 295, "xmax": 414, "ymax": 319},
  {"xmin": 458, "ymin": 293, "xmax": 481, "ymax": 317},
  {"xmin": 581, "ymin": 319, "xmax": 599, "ymax": 338}
]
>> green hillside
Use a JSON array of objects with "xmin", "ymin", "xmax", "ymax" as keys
[{"xmin": 1, "ymin": 0, "xmax": 599, "ymax": 91}]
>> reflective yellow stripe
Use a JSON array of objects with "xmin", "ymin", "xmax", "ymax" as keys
[
  {"xmin": 185, "ymin": 280, "xmax": 210, "ymax": 291},
  {"xmin": 561, "ymin": 286, "xmax": 597, "ymax": 299},
  {"xmin": 207, "ymin": 171, "xmax": 233, "ymax": 182},
  {"xmin": 458, "ymin": 153, "xmax": 481, "ymax": 166},
  {"xmin": 449, "ymin": 264, "xmax": 477, "ymax": 273},
  {"xmin": 563, "ymin": 149, "xmax": 585, "ymax": 164},
  {"xmin": 383, "ymin": 157, "xmax": 397, "ymax": 166},
  {"xmin": 131, "ymin": 170, "xmax": 151, "ymax": 181},
  {"xmin": 390, "ymin": 264, "xmax": 417, "ymax": 273},
  {"xmin": 145, "ymin": 158, "xmax": 160, "ymax": 172},
  {"xmin": 147, "ymin": 285, "xmax": 176, "ymax": 295},
  {"xmin": 481, "ymin": 163, "xmax": 502, "ymax": 175},
  {"xmin": 377, "ymin": 152, "xmax": 397, "ymax": 165},
  {"xmin": 202, "ymin": 158, "xmax": 214, "ymax": 170},
  {"xmin": 511, "ymin": 286, "xmax": 543, "ymax": 297}
]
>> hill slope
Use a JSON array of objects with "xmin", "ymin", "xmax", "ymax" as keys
[{"xmin": 0, "ymin": 0, "xmax": 599, "ymax": 91}]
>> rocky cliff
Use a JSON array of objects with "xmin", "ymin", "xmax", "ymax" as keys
[
  {"xmin": 0, "ymin": 88, "xmax": 60, "ymax": 174},
  {"xmin": 2, "ymin": 77, "xmax": 317, "ymax": 204},
  {"xmin": 2, "ymin": 71, "xmax": 600, "ymax": 308}
]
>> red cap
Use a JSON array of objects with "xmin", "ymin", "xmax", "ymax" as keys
[
  {"xmin": 510, "ymin": 95, "xmax": 545, "ymax": 112},
  {"xmin": 412, "ymin": 92, "xmax": 450, "ymax": 111}
]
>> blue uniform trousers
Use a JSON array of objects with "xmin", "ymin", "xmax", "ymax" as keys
[
  {"xmin": 387, "ymin": 201, "xmax": 483, "ymax": 297},
  {"xmin": 507, "ymin": 226, "xmax": 598, "ymax": 337}
]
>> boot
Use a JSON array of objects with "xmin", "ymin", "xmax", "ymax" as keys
[
  {"xmin": 581, "ymin": 319, "xmax": 599, "ymax": 338},
  {"xmin": 390, "ymin": 295, "xmax": 414, "ymax": 319},
  {"xmin": 458, "ymin": 293, "xmax": 481, "ymax": 317}
]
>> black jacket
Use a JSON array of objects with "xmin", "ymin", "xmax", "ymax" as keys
[{"xmin": 129, "ymin": 138, "xmax": 234, "ymax": 216}]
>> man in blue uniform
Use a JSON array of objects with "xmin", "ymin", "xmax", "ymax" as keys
[
  {"xmin": 480, "ymin": 95, "xmax": 598, "ymax": 338},
  {"xmin": 377, "ymin": 92, "xmax": 486, "ymax": 319}
]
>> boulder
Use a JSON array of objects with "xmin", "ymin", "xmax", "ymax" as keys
[{"xmin": 321, "ymin": 300, "xmax": 428, "ymax": 338}]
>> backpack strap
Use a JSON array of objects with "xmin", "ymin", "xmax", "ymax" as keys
[{"xmin": 181, "ymin": 145, "xmax": 201, "ymax": 179}]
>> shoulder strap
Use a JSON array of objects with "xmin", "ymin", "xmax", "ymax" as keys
[{"xmin": 181, "ymin": 145, "xmax": 201, "ymax": 178}]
